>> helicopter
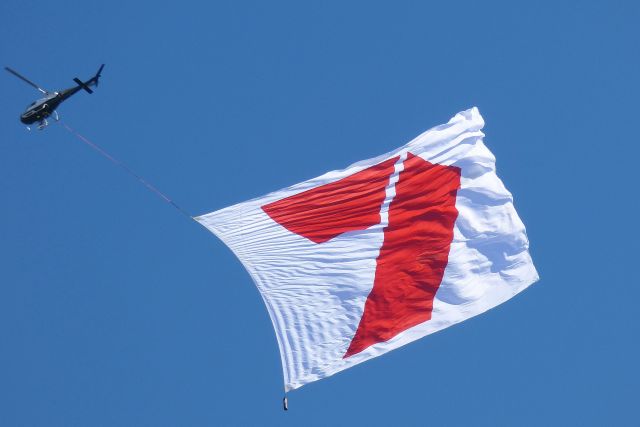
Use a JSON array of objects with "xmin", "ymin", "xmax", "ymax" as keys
[{"xmin": 5, "ymin": 64, "xmax": 104, "ymax": 130}]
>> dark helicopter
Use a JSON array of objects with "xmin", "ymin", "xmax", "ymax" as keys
[{"xmin": 5, "ymin": 64, "xmax": 104, "ymax": 130}]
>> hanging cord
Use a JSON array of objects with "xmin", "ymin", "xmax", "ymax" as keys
[{"xmin": 59, "ymin": 121, "xmax": 194, "ymax": 220}]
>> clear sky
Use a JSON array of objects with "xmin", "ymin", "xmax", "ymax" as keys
[{"xmin": 1, "ymin": 1, "xmax": 638, "ymax": 425}]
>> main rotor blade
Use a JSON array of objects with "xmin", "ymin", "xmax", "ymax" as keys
[{"xmin": 4, "ymin": 67, "xmax": 48, "ymax": 94}]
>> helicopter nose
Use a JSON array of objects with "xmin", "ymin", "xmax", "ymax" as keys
[{"xmin": 20, "ymin": 113, "xmax": 33, "ymax": 124}]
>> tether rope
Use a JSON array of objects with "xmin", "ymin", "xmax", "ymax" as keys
[{"xmin": 60, "ymin": 121, "xmax": 194, "ymax": 220}]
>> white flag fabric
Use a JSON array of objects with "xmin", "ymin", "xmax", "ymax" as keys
[{"xmin": 196, "ymin": 107, "xmax": 539, "ymax": 391}]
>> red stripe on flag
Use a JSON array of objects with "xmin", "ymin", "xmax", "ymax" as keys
[
  {"xmin": 344, "ymin": 154, "xmax": 460, "ymax": 357},
  {"xmin": 262, "ymin": 153, "xmax": 460, "ymax": 358},
  {"xmin": 262, "ymin": 157, "xmax": 398, "ymax": 244}
]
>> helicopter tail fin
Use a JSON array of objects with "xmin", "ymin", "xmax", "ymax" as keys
[
  {"xmin": 73, "ymin": 64, "xmax": 104, "ymax": 94},
  {"xmin": 93, "ymin": 64, "xmax": 104, "ymax": 87}
]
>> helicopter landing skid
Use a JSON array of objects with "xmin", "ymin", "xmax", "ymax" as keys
[{"xmin": 37, "ymin": 119, "xmax": 49, "ymax": 130}]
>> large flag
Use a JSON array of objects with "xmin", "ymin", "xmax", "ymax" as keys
[{"xmin": 196, "ymin": 107, "xmax": 539, "ymax": 391}]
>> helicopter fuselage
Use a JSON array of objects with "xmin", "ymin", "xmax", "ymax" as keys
[{"xmin": 19, "ymin": 86, "xmax": 82, "ymax": 125}]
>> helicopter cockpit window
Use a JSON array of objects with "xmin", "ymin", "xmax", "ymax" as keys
[{"xmin": 27, "ymin": 99, "xmax": 46, "ymax": 108}]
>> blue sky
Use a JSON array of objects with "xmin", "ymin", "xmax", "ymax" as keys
[{"xmin": 1, "ymin": 1, "xmax": 638, "ymax": 425}]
